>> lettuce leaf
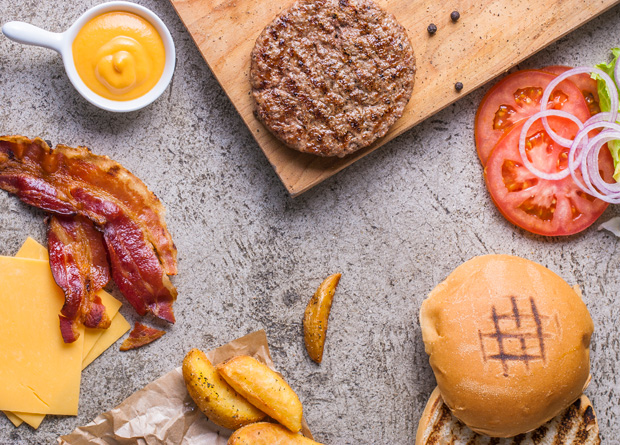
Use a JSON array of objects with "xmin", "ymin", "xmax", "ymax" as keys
[
  {"xmin": 593, "ymin": 48, "xmax": 620, "ymax": 181},
  {"xmin": 608, "ymin": 139, "xmax": 620, "ymax": 182},
  {"xmin": 592, "ymin": 47, "xmax": 620, "ymax": 113}
]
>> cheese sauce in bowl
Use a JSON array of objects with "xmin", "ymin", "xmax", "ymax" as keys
[
  {"xmin": 73, "ymin": 11, "xmax": 166, "ymax": 101},
  {"xmin": 2, "ymin": 2, "xmax": 175, "ymax": 112}
]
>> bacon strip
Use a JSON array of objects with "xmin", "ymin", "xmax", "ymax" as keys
[
  {"xmin": 119, "ymin": 322, "xmax": 166, "ymax": 351},
  {"xmin": 48, "ymin": 215, "xmax": 111, "ymax": 343},
  {"xmin": 0, "ymin": 173, "xmax": 76, "ymax": 215},
  {"xmin": 0, "ymin": 136, "xmax": 177, "ymax": 273},
  {"xmin": 0, "ymin": 135, "xmax": 178, "ymax": 324},
  {"xmin": 73, "ymin": 188, "xmax": 177, "ymax": 323}
]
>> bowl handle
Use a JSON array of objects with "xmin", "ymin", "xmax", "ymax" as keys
[{"xmin": 2, "ymin": 21, "xmax": 64, "ymax": 53}]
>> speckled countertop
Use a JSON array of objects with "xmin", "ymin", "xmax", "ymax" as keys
[{"xmin": 1, "ymin": 1, "xmax": 619, "ymax": 444}]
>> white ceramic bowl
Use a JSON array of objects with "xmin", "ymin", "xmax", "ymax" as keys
[{"xmin": 2, "ymin": 1, "xmax": 176, "ymax": 112}]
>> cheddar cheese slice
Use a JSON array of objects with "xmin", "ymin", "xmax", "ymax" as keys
[
  {"xmin": 14, "ymin": 236, "xmax": 49, "ymax": 260},
  {"xmin": 3, "ymin": 411, "xmax": 23, "ymax": 427},
  {"xmin": 6, "ymin": 238, "xmax": 129, "ymax": 429},
  {"xmin": 9, "ymin": 411, "xmax": 43, "ymax": 430},
  {"xmin": 0, "ymin": 256, "xmax": 84, "ymax": 415},
  {"xmin": 8, "ymin": 312, "xmax": 131, "ymax": 429},
  {"xmin": 7, "ymin": 315, "xmax": 130, "ymax": 430}
]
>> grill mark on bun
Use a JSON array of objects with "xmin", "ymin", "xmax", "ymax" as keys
[
  {"xmin": 427, "ymin": 402, "xmax": 452, "ymax": 444},
  {"xmin": 511, "ymin": 296, "xmax": 521, "ymax": 327},
  {"xmin": 529, "ymin": 297, "xmax": 547, "ymax": 363},
  {"xmin": 583, "ymin": 405, "xmax": 595, "ymax": 425},
  {"xmin": 491, "ymin": 305, "xmax": 509, "ymax": 376},
  {"xmin": 479, "ymin": 296, "xmax": 551, "ymax": 377},
  {"xmin": 530, "ymin": 426, "xmax": 548, "ymax": 444},
  {"xmin": 574, "ymin": 405, "xmax": 598, "ymax": 443},
  {"xmin": 553, "ymin": 402, "xmax": 577, "ymax": 444}
]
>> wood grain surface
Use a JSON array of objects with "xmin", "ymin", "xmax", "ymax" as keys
[{"xmin": 169, "ymin": 0, "xmax": 619, "ymax": 196}]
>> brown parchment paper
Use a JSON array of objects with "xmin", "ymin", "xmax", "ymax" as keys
[{"xmin": 57, "ymin": 330, "xmax": 313, "ymax": 444}]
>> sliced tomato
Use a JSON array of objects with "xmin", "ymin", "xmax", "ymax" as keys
[
  {"xmin": 475, "ymin": 70, "xmax": 591, "ymax": 166},
  {"xmin": 542, "ymin": 65, "xmax": 600, "ymax": 116},
  {"xmin": 484, "ymin": 117, "xmax": 613, "ymax": 236}
]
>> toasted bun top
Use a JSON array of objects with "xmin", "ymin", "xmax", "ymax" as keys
[
  {"xmin": 419, "ymin": 255, "xmax": 593, "ymax": 437},
  {"xmin": 415, "ymin": 387, "xmax": 600, "ymax": 444}
]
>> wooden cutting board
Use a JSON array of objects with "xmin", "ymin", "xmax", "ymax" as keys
[{"xmin": 169, "ymin": 0, "xmax": 619, "ymax": 196}]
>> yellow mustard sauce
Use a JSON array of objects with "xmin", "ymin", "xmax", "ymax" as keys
[{"xmin": 72, "ymin": 11, "xmax": 165, "ymax": 101}]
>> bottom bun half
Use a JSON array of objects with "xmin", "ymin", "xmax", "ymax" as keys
[{"xmin": 415, "ymin": 387, "xmax": 600, "ymax": 444}]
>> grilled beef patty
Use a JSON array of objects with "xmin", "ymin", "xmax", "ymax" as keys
[{"xmin": 250, "ymin": 0, "xmax": 416, "ymax": 157}]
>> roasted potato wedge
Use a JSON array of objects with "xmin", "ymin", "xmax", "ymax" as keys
[
  {"xmin": 303, "ymin": 273, "xmax": 341, "ymax": 363},
  {"xmin": 182, "ymin": 349, "xmax": 266, "ymax": 430},
  {"xmin": 228, "ymin": 422, "xmax": 322, "ymax": 445},
  {"xmin": 217, "ymin": 355, "xmax": 303, "ymax": 433}
]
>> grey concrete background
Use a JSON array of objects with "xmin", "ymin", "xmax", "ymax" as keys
[{"xmin": 1, "ymin": 1, "xmax": 620, "ymax": 443}]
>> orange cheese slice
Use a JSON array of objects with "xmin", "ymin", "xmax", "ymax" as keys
[
  {"xmin": 4, "ymin": 238, "xmax": 130, "ymax": 429},
  {"xmin": 4, "ymin": 411, "xmax": 23, "ymax": 428},
  {"xmin": 0, "ymin": 256, "xmax": 84, "ymax": 415}
]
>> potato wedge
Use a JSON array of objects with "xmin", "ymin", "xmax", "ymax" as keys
[
  {"xmin": 303, "ymin": 273, "xmax": 341, "ymax": 363},
  {"xmin": 228, "ymin": 422, "xmax": 322, "ymax": 445},
  {"xmin": 216, "ymin": 355, "xmax": 303, "ymax": 433},
  {"xmin": 182, "ymin": 349, "xmax": 266, "ymax": 430}
]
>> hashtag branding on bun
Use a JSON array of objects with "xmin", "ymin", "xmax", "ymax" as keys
[{"xmin": 419, "ymin": 254, "xmax": 594, "ymax": 437}]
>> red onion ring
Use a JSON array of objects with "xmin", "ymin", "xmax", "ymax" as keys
[
  {"xmin": 584, "ymin": 132, "xmax": 620, "ymax": 196},
  {"xmin": 568, "ymin": 118, "xmax": 620, "ymax": 172},
  {"xmin": 567, "ymin": 123, "xmax": 620, "ymax": 204},
  {"xmin": 540, "ymin": 67, "xmax": 618, "ymax": 146},
  {"xmin": 518, "ymin": 109, "xmax": 584, "ymax": 181}
]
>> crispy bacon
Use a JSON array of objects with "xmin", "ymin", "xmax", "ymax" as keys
[
  {"xmin": 0, "ymin": 173, "xmax": 76, "ymax": 214},
  {"xmin": 48, "ymin": 215, "xmax": 111, "ymax": 343},
  {"xmin": 73, "ymin": 188, "xmax": 177, "ymax": 323},
  {"xmin": 59, "ymin": 316, "xmax": 81, "ymax": 344},
  {"xmin": 0, "ymin": 135, "xmax": 178, "ymax": 325},
  {"xmin": 119, "ymin": 322, "xmax": 166, "ymax": 351},
  {"xmin": 0, "ymin": 136, "xmax": 177, "ymax": 273}
]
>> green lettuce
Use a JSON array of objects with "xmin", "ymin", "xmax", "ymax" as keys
[
  {"xmin": 593, "ymin": 48, "xmax": 620, "ymax": 181},
  {"xmin": 593, "ymin": 48, "xmax": 620, "ymax": 113},
  {"xmin": 609, "ymin": 140, "xmax": 620, "ymax": 182}
]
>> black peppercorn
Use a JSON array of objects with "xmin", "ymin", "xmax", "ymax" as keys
[
  {"xmin": 427, "ymin": 23, "xmax": 437, "ymax": 35},
  {"xmin": 450, "ymin": 11, "xmax": 460, "ymax": 22},
  {"xmin": 455, "ymin": 82, "xmax": 464, "ymax": 92}
]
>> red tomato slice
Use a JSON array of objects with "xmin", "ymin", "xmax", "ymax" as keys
[
  {"xmin": 542, "ymin": 65, "xmax": 600, "ymax": 115},
  {"xmin": 475, "ymin": 70, "xmax": 591, "ymax": 166},
  {"xmin": 484, "ymin": 117, "xmax": 613, "ymax": 236}
]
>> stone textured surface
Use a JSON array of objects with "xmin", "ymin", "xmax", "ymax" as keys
[{"xmin": 0, "ymin": 1, "xmax": 619, "ymax": 444}]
